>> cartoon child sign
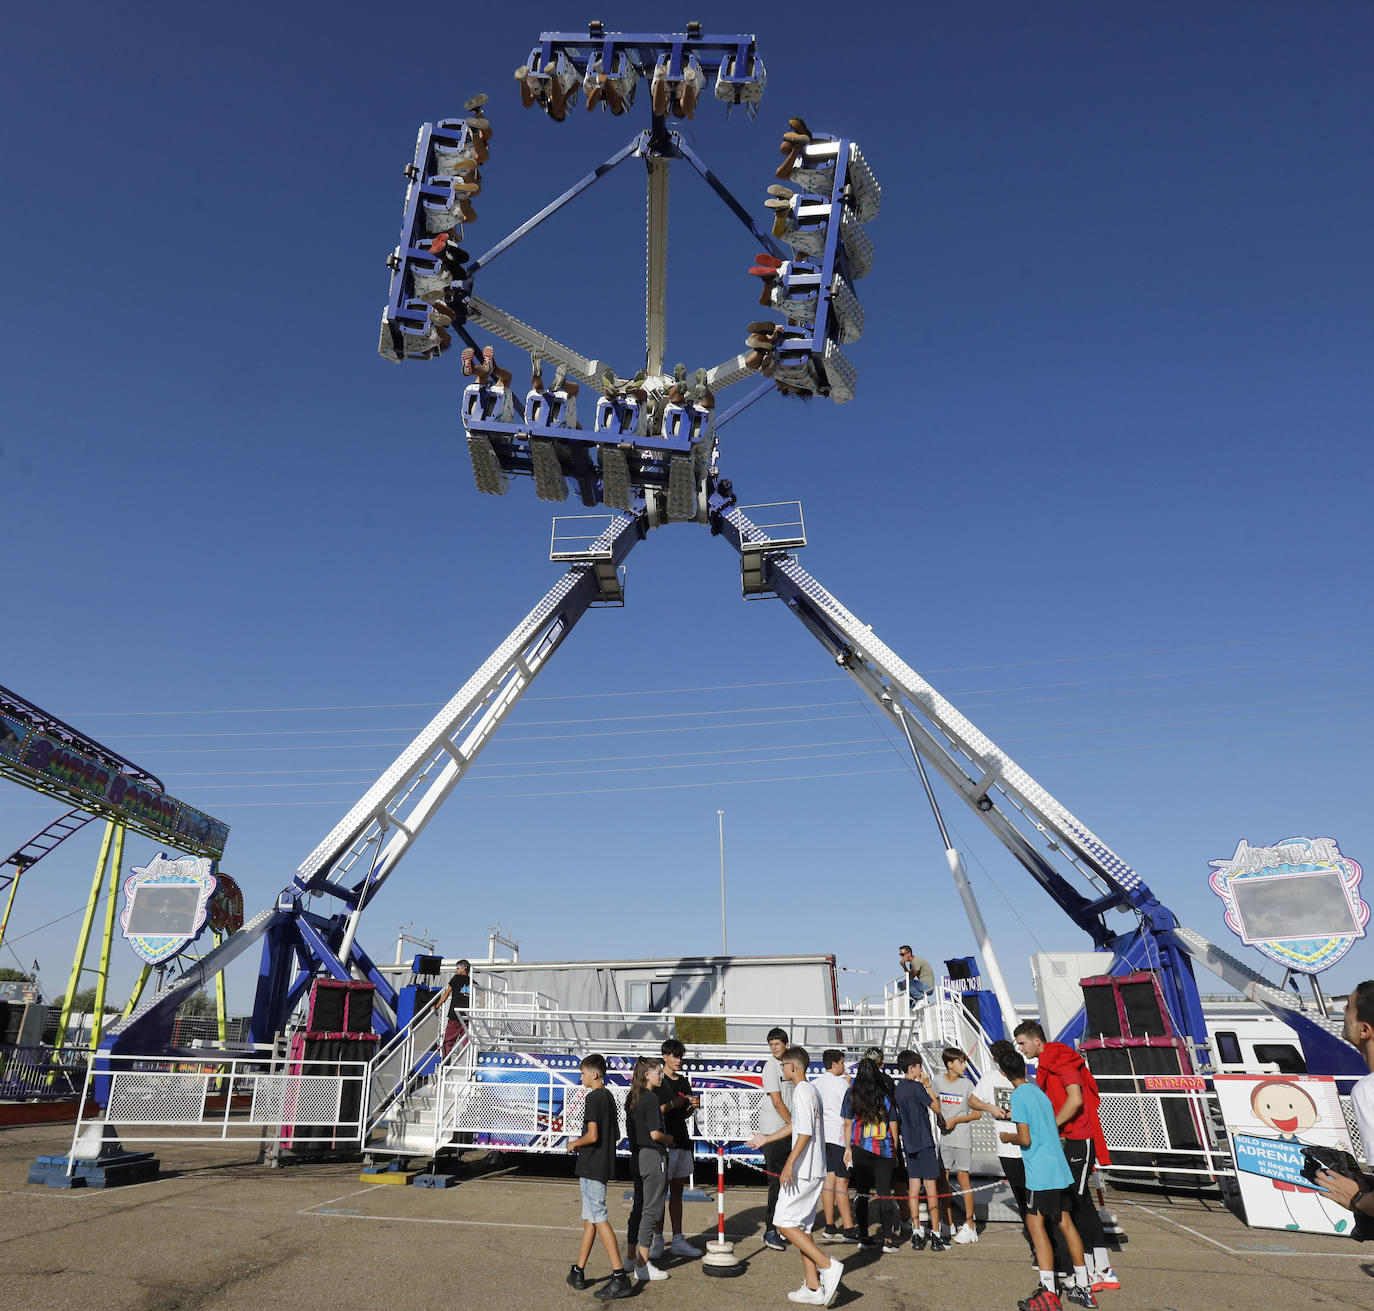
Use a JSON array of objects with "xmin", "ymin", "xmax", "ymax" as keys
[{"xmin": 1215, "ymin": 1074, "xmax": 1356, "ymax": 1234}]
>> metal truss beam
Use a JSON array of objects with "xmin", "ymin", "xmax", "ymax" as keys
[
  {"xmin": 708, "ymin": 503, "xmax": 1330, "ymax": 1055},
  {"xmin": 465, "ymin": 296, "xmax": 606, "ymax": 388},
  {"xmin": 293, "ymin": 511, "xmax": 648, "ymax": 908},
  {"xmin": 645, "ymin": 157, "xmax": 669, "ymax": 375}
]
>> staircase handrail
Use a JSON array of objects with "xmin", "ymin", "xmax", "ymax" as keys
[{"xmin": 365, "ymin": 988, "xmax": 449, "ymax": 1135}]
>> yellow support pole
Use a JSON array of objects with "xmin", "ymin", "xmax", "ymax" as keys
[
  {"xmin": 213, "ymin": 931, "xmax": 228, "ymax": 1044},
  {"xmin": 123, "ymin": 963, "xmax": 152, "ymax": 1018},
  {"xmin": 55, "ymin": 819, "xmax": 117, "ymax": 1052},
  {"xmin": 0, "ymin": 862, "xmax": 26, "ymax": 952},
  {"xmin": 87, "ymin": 824, "xmax": 125, "ymax": 1052}
]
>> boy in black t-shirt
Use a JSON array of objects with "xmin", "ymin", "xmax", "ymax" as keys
[
  {"xmin": 651, "ymin": 1038, "xmax": 703, "ymax": 1259},
  {"xmin": 567, "ymin": 1054, "xmax": 632, "ymax": 1299},
  {"xmin": 438, "ymin": 959, "xmax": 471, "ymax": 1057}
]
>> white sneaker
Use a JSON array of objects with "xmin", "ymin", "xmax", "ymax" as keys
[
  {"xmin": 817, "ymin": 1258, "xmax": 844, "ymax": 1307},
  {"xmin": 670, "ymin": 1234, "xmax": 703, "ymax": 1258},
  {"xmin": 953, "ymin": 1224, "xmax": 979, "ymax": 1245},
  {"xmin": 787, "ymin": 1285, "xmax": 825, "ymax": 1304},
  {"xmin": 634, "ymin": 1262, "xmax": 670, "ymax": 1283},
  {"xmin": 647, "ymin": 1235, "xmax": 665, "ymax": 1260}
]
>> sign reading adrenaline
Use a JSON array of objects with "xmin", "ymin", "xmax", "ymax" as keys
[
  {"xmin": 1231, "ymin": 1132, "xmax": 1309, "ymax": 1188},
  {"xmin": 0, "ymin": 710, "xmax": 228, "ymax": 858}
]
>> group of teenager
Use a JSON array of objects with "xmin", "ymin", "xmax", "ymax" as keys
[
  {"xmin": 564, "ymin": 1022, "xmax": 1123, "ymax": 1311},
  {"xmin": 566, "ymin": 1039, "xmax": 703, "ymax": 1301}
]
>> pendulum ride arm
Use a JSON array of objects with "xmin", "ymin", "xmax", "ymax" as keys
[
  {"xmin": 105, "ymin": 510, "xmax": 649, "ymax": 1056},
  {"xmin": 710, "ymin": 504, "xmax": 1365, "ymax": 1074},
  {"xmin": 296, "ymin": 508, "xmax": 645, "ymax": 911}
]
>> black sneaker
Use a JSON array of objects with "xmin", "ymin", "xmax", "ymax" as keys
[
  {"xmin": 928, "ymin": 1233, "xmax": 949, "ymax": 1252},
  {"xmin": 821, "ymin": 1224, "xmax": 841, "ymax": 1243},
  {"xmin": 1063, "ymin": 1288, "xmax": 1098, "ymax": 1309},
  {"xmin": 593, "ymin": 1271, "xmax": 634, "ymax": 1301},
  {"xmin": 911, "ymin": 1229, "xmax": 928, "ymax": 1251},
  {"xmin": 567, "ymin": 1265, "xmax": 588, "ymax": 1290},
  {"xmin": 839, "ymin": 1226, "xmax": 862, "ymax": 1244},
  {"xmin": 763, "ymin": 1228, "xmax": 788, "ymax": 1251},
  {"xmin": 881, "ymin": 1233, "xmax": 901, "ymax": 1253}
]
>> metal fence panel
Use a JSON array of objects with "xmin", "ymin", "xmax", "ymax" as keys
[
  {"xmin": 249, "ymin": 1074, "xmax": 344, "ymax": 1127},
  {"xmin": 449, "ymin": 1080, "xmax": 539, "ymax": 1134},
  {"xmin": 107, "ymin": 1072, "xmax": 209, "ymax": 1124}
]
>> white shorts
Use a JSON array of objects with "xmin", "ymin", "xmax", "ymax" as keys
[
  {"xmin": 773, "ymin": 1175, "xmax": 825, "ymax": 1233},
  {"xmin": 667, "ymin": 1147, "xmax": 693, "ymax": 1181}
]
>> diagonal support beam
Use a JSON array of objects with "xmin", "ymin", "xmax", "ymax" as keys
[
  {"xmin": 292, "ymin": 512, "xmax": 648, "ymax": 909},
  {"xmin": 471, "ymin": 134, "xmax": 645, "ymax": 275},
  {"xmin": 673, "ymin": 136, "xmax": 787, "ymax": 260}
]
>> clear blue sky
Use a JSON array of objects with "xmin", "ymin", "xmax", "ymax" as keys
[{"xmin": 2, "ymin": 2, "xmax": 1371, "ymax": 1017}]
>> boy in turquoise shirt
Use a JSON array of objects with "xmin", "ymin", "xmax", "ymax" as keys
[{"xmin": 996, "ymin": 1047, "xmax": 1098, "ymax": 1310}]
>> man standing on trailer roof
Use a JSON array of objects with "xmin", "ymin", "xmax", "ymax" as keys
[{"xmin": 1014, "ymin": 1020, "xmax": 1121, "ymax": 1295}]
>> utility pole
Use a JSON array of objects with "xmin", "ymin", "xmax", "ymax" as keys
[{"xmin": 717, "ymin": 809, "xmax": 728, "ymax": 955}]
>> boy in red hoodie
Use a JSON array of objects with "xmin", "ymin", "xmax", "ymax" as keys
[{"xmin": 1014, "ymin": 1021, "xmax": 1121, "ymax": 1294}]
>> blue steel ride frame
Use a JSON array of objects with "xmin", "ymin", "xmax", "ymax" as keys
[{"xmin": 96, "ymin": 26, "xmax": 1364, "ymax": 1089}]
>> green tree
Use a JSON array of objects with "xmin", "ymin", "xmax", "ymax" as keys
[
  {"xmin": 0, "ymin": 967, "xmax": 33, "ymax": 982},
  {"xmin": 53, "ymin": 986, "xmax": 120, "ymax": 1014},
  {"xmin": 177, "ymin": 989, "xmax": 216, "ymax": 1017}
]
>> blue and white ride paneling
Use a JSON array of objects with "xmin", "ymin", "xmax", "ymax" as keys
[
  {"xmin": 470, "ymin": 1051, "xmax": 788, "ymax": 1159},
  {"xmin": 379, "ymin": 119, "xmax": 484, "ymax": 363},
  {"xmin": 764, "ymin": 136, "xmax": 880, "ymax": 402}
]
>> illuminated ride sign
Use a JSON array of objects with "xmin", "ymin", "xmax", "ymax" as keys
[
  {"xmin": 0, "ymin": 707, "xmax": 228, "ymax": 859},
  {"xmin": 1208, "ymin": 836, "xmax": 1367, "ymax": 975},
  {"xmin": 120, "ymin": 854, "xmax": 218, "ymax": 965}
]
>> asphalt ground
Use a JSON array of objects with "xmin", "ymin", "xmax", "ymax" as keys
[{"xmin": 1, "ymin": 1125, "xmax": 1371, "ymax": 1311}]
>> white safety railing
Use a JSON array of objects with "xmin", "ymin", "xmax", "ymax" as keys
[
  {"xmin": 365, "ymin": 989, "xmax": 446, "ymax": 1139},
  {"xmin": 460, "ymin": 1005, "xmax": 921, "ymax": 1058},
  {"xmin": 64, "ymin": 1052, "xmax": 372, "ymax": 1163},
  {"xmin": 1094, "ymin": 1073, "xmax": 1232, "ymax": 1180}
]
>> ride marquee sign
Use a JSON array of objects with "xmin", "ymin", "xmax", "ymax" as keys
[
  {"xmin": 1208, "ymin": 836, "xmax": 1367, "ymax": 974},
  {"xmin": 120, "ymin": 854, "xmax": 219, "ymax": 965},
  {"xmin": 0, "ymin": 708, "xmax": 228, "ymax": 858}
]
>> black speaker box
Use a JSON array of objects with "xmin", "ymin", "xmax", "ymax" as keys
[{"xmin": 1081, "ymin": 981, "xmax": 1123, "ymax": 1039}]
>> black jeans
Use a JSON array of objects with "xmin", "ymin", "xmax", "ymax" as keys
[
  {"xmin": 851, "ymin": 1147, "xmax": 898, "ymax": 1239},
  {"xmin": 763, "ymin": 1137, "xmax": 791, "ymax": 1232},
  {"xmin": 1062, "ymin": 1138, "xmax": 1108, "ymax": 1252}
]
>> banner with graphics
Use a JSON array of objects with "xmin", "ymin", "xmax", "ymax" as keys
[
  {"xmin": 0, "ymin": 709, "xmax": 228, "ymax": 858},
  {"xmin": 1215, "ymin": 1074, "xmax": 1358, "ymax": 1235}
]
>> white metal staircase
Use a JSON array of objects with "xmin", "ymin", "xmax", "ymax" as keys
[{"xmin": 365, "ymin": 995, "xmax": 479, "ymax": 1159}]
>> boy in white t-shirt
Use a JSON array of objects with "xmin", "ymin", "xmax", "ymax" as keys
[
  {"xmin": 749, "ymin": 1046, "xmax": 846, "ymax": 1307},
  {"xmin": 813, "ymin": 1049, "xmax": 858, "ymax": 1241},
  {"xmin": 976, "ymin": 1039, "xmax": 1039, "ymax": 1263}
]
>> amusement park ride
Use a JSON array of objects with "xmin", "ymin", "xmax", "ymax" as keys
[{"xmin": 69, "ymin": 24, "xmax": 1360, "ymax": 1101}]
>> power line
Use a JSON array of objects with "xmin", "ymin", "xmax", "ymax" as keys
[{"xmin": 55, "ymin": 626, "xmax": 1374, "ymax": 718}]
